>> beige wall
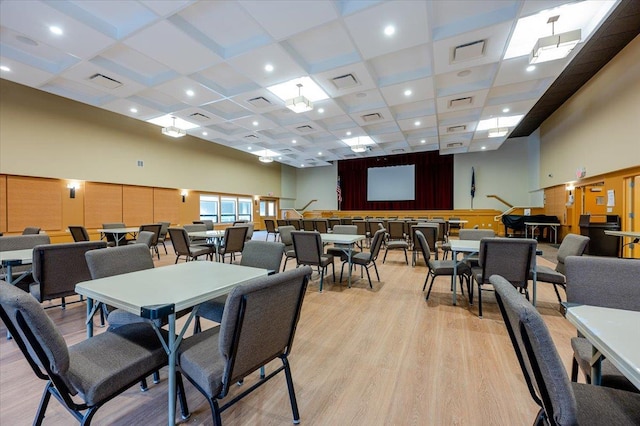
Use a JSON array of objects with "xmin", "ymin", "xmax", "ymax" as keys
[
  {"xmin": 0, "ymin": 80, "xmax": 286, "ymax": 197},
  {"xmin": 539, "ymin": 35, "xmax": 640, "ymax": 188}
]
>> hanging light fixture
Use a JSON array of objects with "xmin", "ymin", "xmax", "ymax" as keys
[
  {"xmin": 488, "ymin": 117, "xmax": 508, "ymax": 138},
  {"xmin": 259, "ymin": 149, "xmax": 274, "ymax": 163},
  {"xmin": 285, "ymin": 83, "xmax": 313, "ymax": 113},
  {"xmin": 351, "ymin": 136, "xmax": 367, "ymax": 153},
  {"xmin": 162, "ymin": 117, "xmax": 186, "ymax": 138},
  {"xmin": 529, "ymin": 16, "xmax": 581, "ymax": 64}
]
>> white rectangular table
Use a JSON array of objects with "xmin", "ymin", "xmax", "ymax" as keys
[
  {"xmin": 566, "ymin": 305, "xmax": 640, "ymax": 389},
  {"xmin": 525, "ymin": 222, "xmax": 560, "ymax": 244},
  {"xmin": 76, "ymin": 261, "xmax": 268, "ymax": 426},
  {"xmin": 604, "ymin": 230, "xmax": 640, "ymax": 257},
  {"xmin": 320, "ymin": 233, "xmax": 366, "ymax": 289},
  {"xmin": 96, "ymin": 227, "xmax": 139, "ymax": 246},
  {"xmin": 188, "ymin": 230, "xmax": 225, "ymax": 261}
]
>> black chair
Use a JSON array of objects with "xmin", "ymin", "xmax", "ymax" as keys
[
  {"xmin": 291, "ymin": 231, "xmax": 334, "ymax": 292},
  {"xmin": 264, "ymin": 219, "xmax": 278, "ymax": 241},
  {"xmin": 492, "ymin": 274, "xmax": 640, "ymax": 426},
  {"xmin": 22, "ymin": 227, "xmax": 41, "ymax": 235},
  {"xmin": 383, "ymin": 221, "xmax": 409, "ymax": 265},
  {"xmin": 68, "ymin": 226, "xmax": 90, "ymax": 242},
  {"xmin": 157, "ymin": 221, "xmax": 170, "ymax": 254},
  {"xmin": 0, "ymin": 280, "xmax": 188, "ymax": 425},
  {"xmin": 177, "ymin": 267, "xmax": 312, "ymax": 425},
  {"xmin": 279, "ymin": 225, "xmax": 296, "ymax": 272}
]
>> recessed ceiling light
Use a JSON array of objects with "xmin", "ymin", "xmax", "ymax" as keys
[
  {"xmin": 278, "ymin": 157, "xmax": 282, "ymax": 160},
  {"xmin": 252, "ymin": 121, "xmax": 259, "ymax": 126},
  {"xmin": 481, "ymin": 146, "xmax": 486, "ymax": 150},
  {"xmin": 265, "ymin": 64, "xmax": 274, "ymax": 72},
  {"xmin": 186, "ymin": 89, "xmax": 195, "ymax": 97},
  {"xmin": 0, "ymin": 65, "xmax": 10, "ymax": 72},
  {"xmin": 404, "ymin": 89, "xmax": 412, "ymax": 96},
  {"xmin": 457, "ymin": 70, "xmax": 471, "ymax": 77},
  {"xmin": 503, "ymin": 108, "xmax": 510, "ymax": 113},
  {"xmin": 420, "ymin": 139, "xmax": 426, "ymax": 144},
  {"xmin": 414, "ymin": 121, "xmax": 421, "ymax": 126},
  {"xmin": 301, "ymin": 164, "xmax": 305, "ymax": 167},
  {"xmin": 526, "ymin": 65, "xmax": 536, "ymax": 72},
  {"xmin": 130, "ymin": 107, "xmax": 138, "ymax": 113},
  {"xmin": 292, "ymin": 139, "xmax": 297, "ymax": 144},
  {"xmin": 318, "ymin": 152, "xmax": 322, "ymax": 155},
  {"xmin": 49, "ymin": 26, "xmax": 63, "ymax": 35},
  {"xmin": 346, "ymin": 131, "xmax": 352, "ymax": 136},
  {"xmin": 384, "ymin": 25, "xmax": 395, "ymax": 36},
  {"xmin": 202, "ymin": 131, "xmax": 208, "ymax": 136},
  {"xmin": 318, "ymin": 108, "xmax": 325, "ymax": 113},
  {"xmin": 248, "ymin": 147, "xmax": 252, "ymax": 150}
]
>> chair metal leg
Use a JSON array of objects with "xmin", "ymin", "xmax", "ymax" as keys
[
  {"xmin": 403, "ymin": 249, "xmax": 408, "ymax": 265},
  {"xmin": 282, "ymin": 357, "xmax": 301, "ymax": 424},
  {"xmin": 477, "ymin": 283, "xmax": 483, "ymax": 318},
  {"xmin": 425, "ymin": 275, "xmax": 437, "ymax": 300},
  {"xmin": 153, "ymin": 371, "xmax": 160, "ymax": 384},
  {"xmin": 140, "ymin": 378, "xmax": 149, "ymax": 391},
  {"xmin": 570, "ymin": 358, "xmax": 579, "ymax": 382},
  {"xmin": 364, "ymin": 266, "xmax": 373, "ymax": 288},
  {"xmin": 372, "ymin": 261, "xmax": 380, "ymax": 281},
  {"xmin": 34, "ymin": 382, "xmax": 53, "ymax": 426},
  {"xmin": 552, "ymin": 283, "xmax": 563, "ymax": 304},
  {"xmin": 176, "ymin": 372, "xmax": 190, "ymax": 420},
  {"xmin": 61, "ymin": 297, "xmax": 66, "ymax": 310}
]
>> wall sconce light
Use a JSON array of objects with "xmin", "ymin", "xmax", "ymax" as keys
[
  {"xmin": 181, "ymin": 190, "xmax": 188, "ymax": 203},
  {"xmin": 67, "ymin": 183, "xmax": 79, "ymax": 199}
]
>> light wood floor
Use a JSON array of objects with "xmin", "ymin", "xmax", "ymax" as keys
[{"xmin": 0, "ymin": 235, "xmax": 578, "ymax": 425}]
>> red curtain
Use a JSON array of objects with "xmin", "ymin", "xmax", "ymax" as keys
[{"xmin": 337, "ymin": 151, "xmax": 453, "ymax": 210}]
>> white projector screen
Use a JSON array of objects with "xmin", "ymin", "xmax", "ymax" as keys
[{"xmin": 367, "ymin": 165, "xmax": 415, "ymax": 201}]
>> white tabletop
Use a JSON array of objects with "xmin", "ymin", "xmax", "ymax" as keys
[
  {"xmin": 188, "ymin": 230, "xmax": 225, "ymax": 238},
  {"xmin": 96, "ymin": 227, "xmax": 139, "ymax": 234},
  {"xmin": 449, "ymin": 240, "xmax": 480, "ymax": 252},
  {"xmin": 76, "ymin": 261, "xmax": 267, "ymax": 315},
  {"xmin": 320, "ymin": 233, "xmax": 366, "ymax": 244},
  {"xmin": 0, "ymin": 249, "xmax": 33, "ymax": 264},
  {"xmin": 447, "ymin": 220, "xmax": 468, "ymax": 224},
  {"xmin": 604, "ymin": 230, "xmax": 640, "ymax": 239},
  {"xmin": 566, "ymin": 305, "xmax": 640, "ymax": 389}
]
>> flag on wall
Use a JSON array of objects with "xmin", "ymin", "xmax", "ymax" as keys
[
  {"xmin": 337, "ymin": 177, "xmax": 343, "ymax": 206},
  {"xmin": 470, "ymin": 167, "xmax": 476, "ymax": 209}
]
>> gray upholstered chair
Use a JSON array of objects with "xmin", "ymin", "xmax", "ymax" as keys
[
  {"xmin": 195, "ymin": 240, "xmax": 285, "ymax": 328},
  {"xmin": 264, "ymin": 219, "xmax": 278, "ymax": 241},
  {"xmin": 237, "ymin": 222, "xmax": 254, "ymax": 241},
  {"xmin": 194, "ymin": 220, "xmax": 214, "ymax": 231},
  {"xmin": 131, "ymin": 224, "xmax": 162, "ymax": 259},
  {"xmin": 411, "ymin": 223, "xmax": 439, "ymax": 266},
  {"xmin": 276, "ymin": 219, "xmax": 288, "ymax": 229},
  {"xmin": 292, "ymin": 231, "xmax": 334, "ymax": 292},
  {"xmin": 0, "ymin": 280, "xmax": 188, "ymax": 425},
  {"xmin": 177, "ymin": 267, "xmax": 312, "ymax": 425},
  {"xmin": 217, "ymin": 226, "xmax": 248, "ymax": 263},
  {"xmin": 30, "ymin": 241, "xmax": 107, "ymax": 309},
  {"xmin": 131, "ymin": 230, "xmax": 155, "ymax": 249},
  {"xmin": 313, "ymin": 219, "xmax": 329, "ymax": 234},
  {"xmin": 416, "ymin": 230, "xmax": 470, "ymax": 301},
  {"xmin": 326, "ymin": 225, "xmax": 357, "ymax": 261},
  {"xmin": 531, "ymin": 233, "xmax": 589, "ymax": 304},
  {"xmin": 492, "ymin": 275, "xmax": 640, "ymax": 426},
  {"xmin": 383, "ymin": 221, "xmax": 409, "ymax": 265},
  {"xmin": 471, "ymin": 238, "xmax": 537, "ymax": 318},
  {"xmin": 0, "ymin": 234, "xmax": 51, "ymax": 284},
  {"xmin": 339, "ymin": 228, "xmax": 386, "ymax": 289},
  {"xmin": 101, "ymin": 222, "xmax": 132, "ymax": 246},
  {"xmin": 279, "ymin": 225, "xmax": 296, "ymax": 271},
  {"xmin": 168, "ymin": 227, "xmax": 214, "ymax": 263},
  {"xmin": 565, "ymin": 256, "xmax": 640, "ymax": 392},
  {"xmin": 302, "ymin": 219, "xmax": 316, "ymax": 231},
  {"xmin": 183, "ymin": 223, "xmax": 208, "ymax": 245},
  {"xmin": 68, "ymin": 225, "xmax": 90, "ymax": 242},
  {"xmin": 459, "ymin": 228, "xmax": 495, "ymax": 268},
  {"xmin": 22, "ymin": 227, "xmax": 41, "ymax": 235},
  {"xmin": 157, "ymin": 221, "xmax": 171, "ymax": 254},
  {"xmin": 328, "ymin": 218, "xmax": 341, "ymax": 231}
]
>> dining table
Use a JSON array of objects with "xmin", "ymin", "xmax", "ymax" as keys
[
  {"xmin": 188, "ymin": 229, "xmax": 225, "ymax": 261},
  {"xmin": 96, "ymin": 227, "xmax": 139, "ymax": 246},
  {"xmin": 75, "ymin": 261, "xmax": 268, "ymax": 425},
  {"xmin": 320, "ymin": 233, "xmax": 366, "ymax": 288}
]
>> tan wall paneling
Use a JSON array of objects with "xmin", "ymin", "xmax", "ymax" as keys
[
  {"xmin": 0, "ymin": 175, "xmax": 7, "ymax": 233},
  {"xmin": 123, "ymin": 185, "xmax": 153, "ymax": 226},
  {"xmin": 84, "ymin": 182, "xmax": 122, "ymax": 228},
  {"xmin": 7, "ymin": 175, "xmax": 62, "ymax": 232},
  {"xmin": 153, "ymin": 188, "xmax": 180, "ymax": 225},
  {"xmin": 63, "ymin": 179, "xmax": 84, "ymax": 234}
]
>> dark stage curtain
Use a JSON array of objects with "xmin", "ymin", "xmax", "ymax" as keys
[{"xmin": 337, "ymin": 151, "xmax": 453, "ymax": 210}]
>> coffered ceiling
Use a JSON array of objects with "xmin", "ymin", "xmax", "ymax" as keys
[{"xmin": 1, "ymin": 0, "xmax": 636, "ymax": 168}]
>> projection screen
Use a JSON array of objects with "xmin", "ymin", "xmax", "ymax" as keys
[{"xmin": 367, "ymin": 165, "xmax": 415, "ymax": 201}]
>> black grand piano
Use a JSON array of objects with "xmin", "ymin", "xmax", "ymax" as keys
[{"xmin": 502, "ymin": 214, "xmax": 559, "ymax": 240}]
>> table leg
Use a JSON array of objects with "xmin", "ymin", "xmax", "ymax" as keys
[
  {"xmin": 347, "ymin": 244, "xmax": 352, "ymax": 288},
  {"xmin": 86, "ymin": 297, "xmax": 94, "ymax": 338},
  {"xmin": 452, "ymin": 249, "xmax": 458, "ymax": 306},
  {"xmin": 168, "ymin": 312, "xmax": 176, "ymax": 425},
  {"xmin": 591, "ymin": 346, "xmax": 603, "ymax": 386},
  {"xmin": 532, "ymin": 256, "xmax": 537, "ymax": 307}
]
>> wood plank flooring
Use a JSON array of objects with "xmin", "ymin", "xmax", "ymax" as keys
[{"xmin": 0, "ymin": 235, "xmax": 578, "ymax": 425}]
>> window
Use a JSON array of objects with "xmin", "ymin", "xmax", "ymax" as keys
[
  {"xmin": 220, "ymin": 197, "xmax": 237, "ymax": 223},
  {"xmin": 260, "ymin": 200, "xmax": 276, "ymax": 216},
  {"xmin": 238, "ymin": 198, "xmax": 252, "ymax": 222},
  {"xmin": 200, "ymin": 195, "xmax": 218, "ymax": 222}
]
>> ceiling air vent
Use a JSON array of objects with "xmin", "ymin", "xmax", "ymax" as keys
[
  {"xmin": 361, "ymin": 113, "xmax": 383, "ymax": 122},
  {"xmin": 188, "ymin": 112, "xmax": 210, "ymax": 122},
  {"xmin": 331, "ymin": 73, "xmax": 359, "ymax": 89},
  {"xmin": 295, "ymin": 125, "xmax": 314, "ymax": 133},
  {"xmin": 453, "ymin": 40, "xmax": 485, "ymax": 62},
  {"xmin": 280, "ymin": 148, "xmax": 293, "ymax": 153},
  {"xmin": 88, "ymin": 73, "xmax": 122, "ymax": 89},
  {"xmin": 449, "ymin": 97, "xmax": 473, "ymax": 108},
  {"xmin": 446, "ymin": 142, "xmax": 464, "ymax": 148},
  {"xmin": 247, "ymin": 96, "xmax": 272, "ymax": 108},
  {"xmin": 344, "ymin": 153, "xmax": 357, "ymax": 158},
  {"xmin": 447, "ymin": 125, "xmax": 467, "ymax": 133},
  {"xmin": 244, "ymin": 134, "xmax": 259, "ymax": 140},
  {"xmin": 391, "ymin": 149, "xmax": 405, "ymax": 153}
]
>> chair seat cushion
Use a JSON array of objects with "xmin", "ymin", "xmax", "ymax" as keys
[
  {"xmin": 197, "ymin": 296, "xmax": 227, "ymax": 324},
  {"xmin": 572, "ymin": 382, "xmax": 640, "ymax": 424},
  {"xmin": 319, "ymin": 254, "xmax": 334, "ymax": 267},
  {"xmin": 178, "ymin": 327, "xmax": 225, "ymax": 398},
  {"xmin": 67, "ymin": 323, "xmax": 167, "ymax": 406},
  {"xmin": 386, "ymin": 241, "xmax": 408, "ymax": 250},
  {"xmin": 571, "ymin": 337, "xmax": 638, "ymax": 392},
  {"xmin": 190, "ymin": 246, "xmax": 213, "ymax": 257},
  {"xmin": 533, "ymin": 265, "xmax": 565, "ymax": 284},
  {"xmin": 285, "ymin": 249, "xmax": 296, "ymax": 258},
  {"xmin": 430, "ymin": 260, "xmax": 470, "ymax": 275}
]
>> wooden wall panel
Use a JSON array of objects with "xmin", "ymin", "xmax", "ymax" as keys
[
  {"xmin": 84, "ymin": 182, "xmax": 122, "ymax": 228},
  {"xmin": 123, "ymin": 186, "xmax": 153, "ymax": 226},
  {"xmin": 153, "ymin": 188, "xmax": 180, "ymax": 225},
  {"xmin": 7, "ymin": 176, "xmax": 62, "ymax": 231},
  {"xmin": 0, "ymin": 175, "xmax": 6, "ymax": 233}
]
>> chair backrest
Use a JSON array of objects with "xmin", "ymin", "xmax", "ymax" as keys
[
  {"xmin": 0, "ymin": 281, "xmax": 76, "ymax": 397},
  {"xmin": 332, "ymin": 225, "xmax": 357, "ymax": 235},
  {"xmin": 168, "ymin": 228, "xmax": 192, "ymax": 256},
  {"xmin": 387, "ymin": 221, "xmax": 405, "ymax": 240},
  {"xmin": 278, "ymin": 226, "xmax": 295, "ymax": 250},
  {"xmin": 352, "ymin": 220, "xmax": 367, "ymax": 236},
  {"xmin": 135, "ymin": 231, "xmax": 155, "ymax": 248},
  {"xmin": 302, "ymin": 219, "xmax": 315, "ymax": 231},
  {"xmin": 328, "ymin": 218, "xmax": 341, "ymax": 230},
  {"xmin": 22, "ymin": 227, "xmax": 41, "ymax": 235},
  {"xmin": 276, "ymin": 219, "xmax": 288, "ymax": 227},
  {"xmin": 288, "ymin": 219, "xmax": 301, "ymax": 230},
  {"xmin": 492, "ymin": 275, "xmax": 578, "ymax": 425},
  {"xmin": 565, "ymin": 256, "xmax": 640, "ymax": 311},
  {"xmin": 31, "ymin": 241, "xmax": 107, "ymax": 302},
  {"xmin": 0, "ymin": 234, "xmax": 51, "ymax": 251},
  {"xmin": 367, "ymin": 220, "xmax": 384, "ymax": 236},
  {"xmin": 368, "ymin": 228, "xmax": 386, "ymax": 261},
  {"xmin": 223, "ymin": 226, "xmax": 248, "ymax": 253},
  {"xmin": 555, "ymin": 234, "xmax": 589, "ymax": 274},
  {"xmin": 415, "ymin": 230, "xmax": 433, "ymax": 266},
  {"xmin": 429, "ymin": 220, "xmax": 447, "ymax": 243},
  {"xmin": 158, "ymin": 222, "xmax": 170, "ymax": 241},
  {"xmin": 139, "ymin": 224, "xmax": 161, "ymax": 245},
  {"xmin": 201, "ymin": 220, "xmax": 215, "ymax": 230},
  {"xmin": 478, "ymin": 238, "xmax": 536, "ymax": 288},
  {"xmin": 341, "ymin": 217, "xmax": 353, "ymax": 225},
  {"xmin": 291, "ymin": 231, "xmax": 324, "ymax": 266},
  {"xmin": 264, "ymin": 219, "xmax": 277, "ymax": 233},
  {"xmin": 313, "ymin": 219, "xmax": 329, "ymax": 234},
  {"xmin": 233, "ymin": 220, "xmax": 248, "ymax": 226},
  {"xmin": 217, "ymin": 267, "xmax": 311, "ymax": 393},
  {"xmin": 85, "ymin": 243, "xmax": 154, "ymax": 279},
  {"xmin": 413, "ymin": 225, "xmax": 437, "ymax": 257},
  {"xmin": 241, "ymin": 222, "xmax": 254, "ymax": 240},
  {"xmin": 102, "ymin": 222, "xmax": 126, "ymax": 244},
  {"xmin": 68, "ymin": 225, "xmax": 90, "ymax": 242},
  {"xmin": 240, "ymin": 241, "xmax": 285, "ymax": 273},
  {"xmin": 459, "ymin": 229, "xmax": 495, "ymax": 241}
]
